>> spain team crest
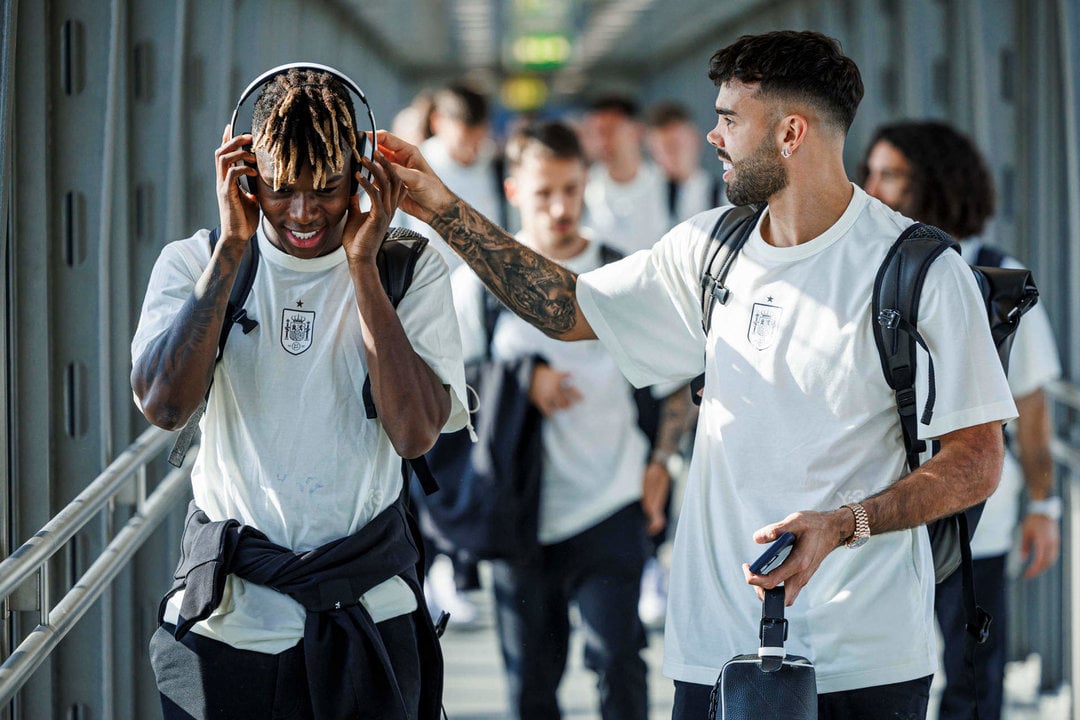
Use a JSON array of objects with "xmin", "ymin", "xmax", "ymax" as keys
[
  {"xmin": 281, "ymin": 308, "xmax": 315, "ymax": 355},
  {"xmin": 747, "ymin": 302, "xmax": 782, "ymax": 350}
]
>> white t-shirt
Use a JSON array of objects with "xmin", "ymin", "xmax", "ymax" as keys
[
  {"xmin": 132, "ymin": 221, "xmax": 469, "ymax": 652},
  {"xmin": 584, "ymin": 161, "xmax": 672, "ymax": 255},
  {"xmin": 397, "ymin": 135, "xmax": 505, "ymax": 273},
  {"xmin": 959, "ymin": 239, "xmax": 1062, "ymax": 558},
  {"xmin": 575, "ymin": 185, "xmax": 1017, "ymax": 693},
  {"xmin": 452, "ymin": 240, "xmax": 649, "ymax": 544}
]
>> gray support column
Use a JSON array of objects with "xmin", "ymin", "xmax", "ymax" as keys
[
  {"xmin": 1060, "ymin": 0, "xmax": 1080, "ymax": 384},
  {"xmin": 0, "ymin": 0, "xmax": 17, "ymax": 706},
  {"xmin": 10, "ymin": 0, "xmax": 55, "ymax": 714},
  {"xmin": 898, "ymin": 0, "xmax": 947, "ymax": 115},
  {"xmin": 49, "ymin": 0, "xmax": 114, "ymax": 713},
  {"xmin": 1057, "ymin": 0, "xmax": 1080, "ymax": 710},
  {"xmin": 163, "ymin": 0, "xmax": 188, "ymax": 242}
]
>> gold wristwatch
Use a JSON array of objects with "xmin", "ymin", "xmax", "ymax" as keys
[{"xmin": 842, "ymin": 502, "xmax": 870, "ymax": 549}]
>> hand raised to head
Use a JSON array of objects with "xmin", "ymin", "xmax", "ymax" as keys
[
  {"xmin": 342, "ymin": 149, "xmax": 404, "ymax": 266},
  {"xmin": 373, "ymin": 130, "xmax": 457, "ymax": 223},
  {"xmin": 215, "ymin": 124, "xmax": 260, "ymax": 243}
]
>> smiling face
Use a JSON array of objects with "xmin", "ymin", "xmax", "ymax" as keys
[
  {"xmin": 706, "ymin": 81, "xmax": 788, "ymax": 206},
  {"xmin": 254, "ymin": 147, "xmax": 352, "ymax": 259},
  {"xmin": 507, "ymin": 148, "xmax": 587, "ymax": 255}
]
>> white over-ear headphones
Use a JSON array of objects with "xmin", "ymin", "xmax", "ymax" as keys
[{"xmin": 229, "ymin": 61, "xmax": 378, "ymax": 195}]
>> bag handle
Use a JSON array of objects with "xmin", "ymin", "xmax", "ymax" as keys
[{"xmin": 758, "ymin": 586, "xmax": 788, "ymax": 672}]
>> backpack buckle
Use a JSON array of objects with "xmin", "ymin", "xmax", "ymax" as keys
[
  {"xmin": 878, "ymin": 308, "xmax": 901, "ymax": 330},
  {"xmin": 702, "ymin": 275, "xmax": 731, "ymax": 307},
  {"xmin": 233, "ymin": 308, "xmax": 258, "ymax": 334}
]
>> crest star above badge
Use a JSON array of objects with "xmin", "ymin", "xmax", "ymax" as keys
[
  {"xmin": 281, "ymin": 308, "xmax": 315, "ymax": 355},
  {"xmin": 747, "ymin": 302, "xmax": 782, "ymax": 350}
]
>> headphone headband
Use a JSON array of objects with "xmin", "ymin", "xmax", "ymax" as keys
[{"xmin": 229, "ymin": 62, "xmax": 377, "ymax": 183}]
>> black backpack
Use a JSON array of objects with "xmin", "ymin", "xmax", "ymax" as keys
[
  {"xmin": 693, "ymin": 205, "xmax": 1037, "ymax": 588},
  {"xmin": 168, "ymin": 226, "xmax": 439, "ymax": 496}
]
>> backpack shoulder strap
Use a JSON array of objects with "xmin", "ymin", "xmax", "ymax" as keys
[
  {"xmin": 871, "ymin": 222, "xmax": 958, "ymax": 471},
  {"xmin": 698, "ymin": 204, "xmax": 764, "ymax": 334},
  {"xmin": 479, "ymin": 285, "xmax": 503, "ymax": 356},
  {"xmin": 169, "ymin": 227, "xmax": 259, "ymax": 467},
  {"xmin": 375, "ymin": 227, "xmax": 429, "ymax": 309},
  {"xmin": 689, "ymin": 204, "xmax": 763, "ymax": 403},
  {"xmin": 216, "ymin": 226, "xmax": 261, "ymax": 352},
  {"xmin": 492, "ymin": 156, "xmax": 509, "ymax": 229},
  {"xmin": 363, "ymin": 228, "xmax": 430, "ymax": 420},
  {"xmin": 365, "ymin": 227, "xmax": 437, "ymax": 495},
  {"xmin": 597, "ymin": 242, "xmax": 624, "ymax": 266}
]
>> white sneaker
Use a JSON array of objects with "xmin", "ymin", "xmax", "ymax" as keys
[
  {"xmin": 426, "ymin": 555, "xmax": 479, "ymax": 627},
  {"xmin": 638, "ymin": 557, "xmax": 668, "ymax": 629}
]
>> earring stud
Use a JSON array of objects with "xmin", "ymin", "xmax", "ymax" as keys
[{"xmin": 781, "ymin": 147, "xmax": 792, "ymax": 158}]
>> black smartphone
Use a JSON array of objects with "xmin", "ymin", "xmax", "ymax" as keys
[{"xmin": 748, "ymin": 532, "xmax": 796, "ymax": 575}]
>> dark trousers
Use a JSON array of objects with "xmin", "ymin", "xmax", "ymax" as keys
[
  {"xmin": 150, "ymin": 615, "xmax": 421, "ymax": 720},
  {"xmin": 492, "ymin": 502, "xmax": 649, "ymax": 720},
  {"xmin": 934, "ymin": 554, "xmax": 1008, "ymax": 720},
  {"xmin": 672, "ymin": 675, "xmax": 932, "ymax": 720}
]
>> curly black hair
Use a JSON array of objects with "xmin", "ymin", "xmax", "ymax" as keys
[
  {"xmin": 250, "ymin": 67, "xmax": 360, "ymax": 190},
  {"xmin": 708, "ymin": 30, "xmax": 864, "ymax": 133},
  {"xmin": 858, "ymin": 120, "xmax": 994, "ymax": 238}
]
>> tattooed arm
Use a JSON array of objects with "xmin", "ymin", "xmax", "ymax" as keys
[
  {"xmin": 379, "ymin": 130, "xmax": 595, "ymax": 341},
  {"xmin": 430, "ymin": 201, "xmax": 595, "ymax": 340},
  {"xmin": 642, "ymin": 383, "xmax": 698, "ymax": 534},
  {"xmin": 132, "ymin": 125, "xmax": 261, "ymax": 430},
  {"xmin": 131, "ymin": 239, "xmax": 248, "ymax": 429}
]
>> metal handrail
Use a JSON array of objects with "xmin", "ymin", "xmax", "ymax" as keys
[
  {"xmin": 1042, "ymin": 377, "xmax": 1080, "ymax": 719},
  {"xmin": 0, "ymin": 425, "xmax": 191, "ymax": 707},
  {"xmin": 1046, "ymin": 378, "xmax": 1080, "ymax": 412},
  {"xmin": 0, "ymin": 425, "xmax": 175, "ymax": 602},
  {"xmin": 1046, "ymin": 378, "xmax": 1080, "ymax": 472},
  {"xmin": 0, "ymin": 454, "xmax": 192, "ymax": 706}
]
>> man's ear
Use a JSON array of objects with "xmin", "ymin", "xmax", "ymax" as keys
[
  {"xmin": 778, "ymin": 113, "xmax": 809, "ymax": 153},
  {"xmin": 504, "ymin": 175, "xmax": 519, "ymax": 207}
]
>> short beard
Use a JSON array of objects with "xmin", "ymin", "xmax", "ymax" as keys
[{"xmin": 725, "ymin": 134, "xmax": 788, "ymax": 206}]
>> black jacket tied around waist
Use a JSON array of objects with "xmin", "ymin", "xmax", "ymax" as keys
[{"xmin": 159, "ymin": 497, "xmax": 443, "ymax": 720}]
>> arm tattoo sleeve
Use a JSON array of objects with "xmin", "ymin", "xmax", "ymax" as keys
[
  {"xmin": 653, "ymin": 385, "xmax": 697, "ymax": 458},
  {"xmin": 430, "ymin": 199, "xmax": 580, "ymax": 336}
]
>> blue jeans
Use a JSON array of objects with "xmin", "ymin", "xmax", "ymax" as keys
[
  {"xmin": 492, "ymin": 502, "xmax": 650, "ymax": 720},
  {"xmin": 672, "ymin": 674, "xmax": 932, "ymax": 720}
]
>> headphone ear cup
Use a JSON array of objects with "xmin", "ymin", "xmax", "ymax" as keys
[
  {"xmin": 237, "ymin": 146, "xmax": 258, "ymax": 194},
  {"xmin": 238, "ymin": 161, "xmax": 255, "ymax": 194},
  {"xmin": 352, "ymin": 131, "xmax": 368, "ymax": 195},
  {"xmin": 349, "ymin": 157, "xmax": 360, "ymax": 196}
]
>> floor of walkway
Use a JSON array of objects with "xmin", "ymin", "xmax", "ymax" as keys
[{"xmin": 437, "ymin": 560, "xmax": 1070, "ymax": 720}]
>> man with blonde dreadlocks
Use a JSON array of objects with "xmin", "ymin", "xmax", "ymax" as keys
[{"xmin": 131, "ymin": 66, "xmax": 468, "ymax": 720}]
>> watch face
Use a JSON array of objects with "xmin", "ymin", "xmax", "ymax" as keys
[{"xmin": 846, "ymin": 535, "xmax": 869, "ymax": 549}]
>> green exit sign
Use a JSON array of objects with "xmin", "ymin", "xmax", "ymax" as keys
[{"xmin": 511, "ymin": 33, "xmax": 573, "ymax": 70}]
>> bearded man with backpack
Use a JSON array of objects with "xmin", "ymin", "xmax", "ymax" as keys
[
  {"xmin": 862, "ymin": 119, "xmax": 1061, "ymax": 720},
  {"xmin": 381, "ymin": 30, "xmax": 1016, "ymax": 720}
]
